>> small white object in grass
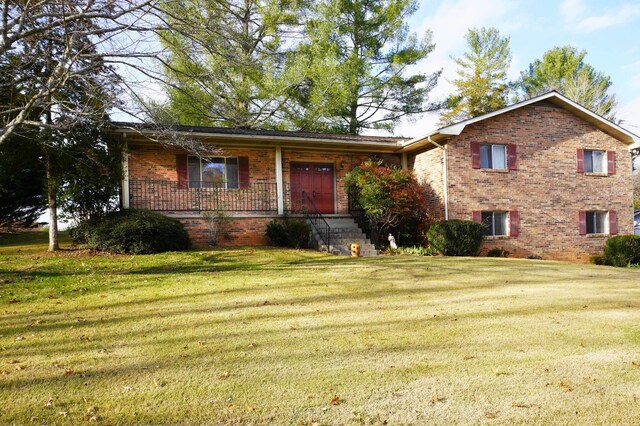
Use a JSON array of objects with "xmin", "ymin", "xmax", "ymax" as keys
[{"xmin": 388, "ymin": 234, "xmax": 397, "ymax": 249}]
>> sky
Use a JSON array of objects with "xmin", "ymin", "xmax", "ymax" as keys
[{"xmin": 394, "ymin": 0, "xmax": 640, "ymax": 138}]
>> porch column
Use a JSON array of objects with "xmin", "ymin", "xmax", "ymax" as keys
[
  {"xmin": 121, "ymin": 138, "xmax": 130, "ymax": 208},
  {"xmin": 401, "ymin": 152, "xmax": 408, "ymax": 170},
  {"xmin": 275, "ymin": 146, "xmax": 284, "ymax": 215}
]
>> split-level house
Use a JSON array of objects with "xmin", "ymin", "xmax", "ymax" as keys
[{"xmin": 115, "ymin": 92, "xmax": 640, "ymax": 261}]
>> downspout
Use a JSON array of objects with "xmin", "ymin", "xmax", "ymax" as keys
[{"xmin": 427, "ymin": 136, "xmax": 449, "ymax": 220}]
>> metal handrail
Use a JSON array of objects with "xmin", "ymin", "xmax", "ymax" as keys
[
  {"xmin": 300, "ymin": 191, "xmax": 331, "ymax": 251},
  {"xmin": 348, "ymin": 190, "xmax": 380, "ymax": 248}
]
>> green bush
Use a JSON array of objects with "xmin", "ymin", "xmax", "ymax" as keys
[
  {"xmin": 487, "ymin": 247, "xmax": 509, "ymax": 258},
  {"xmin": 589, "ymin": 255, "xmax": 606, "ymax": 265},
  {"xmin": 266, "ymin": 217, "xmax": 311, "ymax": 249},
  {"xmin": 388, "ymin": 245, "xmax": 436, "ymax": 256},
  {"xmin": 426, "ymin": 220, "xmax": 484, "ymax": 256},
  {"xmin": 70, "ymin": 209, "xmax": 189, "ymax": 254},
  {"xmin": 602, "ymin": 235, "xmax": 640, "ymax": 267}
]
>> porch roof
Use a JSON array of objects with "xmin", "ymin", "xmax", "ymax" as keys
[{"xmin": 111, "ymin": 122, "xmax": 408, "ymax": 152}]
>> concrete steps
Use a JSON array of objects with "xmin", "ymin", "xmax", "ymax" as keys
[{"xmin": 309, "ymin": 216, "xmax": 377, "ymax": 257}]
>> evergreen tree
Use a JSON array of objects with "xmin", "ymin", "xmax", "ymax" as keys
[
  {"xmin": 157, "ymin": 0, "xmax": 304, "ymax": 129},
  {"xmin": 518, "ymin": 46, "xmax": 617, "ymax": 119},
  {"xmin": 288, "ymin": 0, "xmax": 441, "ymax": 134},
  {"xmin": 439, "ymin": 27, "xmax": 512, "ymax": 126}
]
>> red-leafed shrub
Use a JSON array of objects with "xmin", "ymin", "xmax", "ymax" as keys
[{"xmin": 344, "ymin": 160, "xmax": 430, "ymax": 246}]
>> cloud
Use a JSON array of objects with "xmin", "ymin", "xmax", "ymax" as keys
[{"xmin": 559, "ymin": 0, "xmax": 640, "ymax": 32}]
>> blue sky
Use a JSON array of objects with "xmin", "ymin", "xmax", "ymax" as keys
[{"xmin": 397, "ymin": 0, "xmax": 640, "ymax": 137}]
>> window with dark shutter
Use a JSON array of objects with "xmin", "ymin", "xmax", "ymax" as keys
[
  {"xmin": 176, "ymin": 155, "xmax": 189, "ymax": 189},
  {"xmin": 471, "ymin": 142, "xmax": 481, "ymax": 169},
  {"xmin": 509, "ymin": 210, "xmax": 519, "ymax": 237},
  {"xmin": 507, "ymin": 144, "xmax": 517, "ymax": 170},
  {"xmin": 607, "ymin": 151, "xmax": 615, "ymax": 175},
  {"xmin": 576, "ymin": 149, "xmax": 585, "ymax": 173},
  {"xmin": 609, "ymin": 210, "xmax": 618, "ymax": 234}
]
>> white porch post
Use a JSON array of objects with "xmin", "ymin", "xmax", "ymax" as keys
[
  {"xmin": 401, "ymin": 152, "xmax": 408, "ymax": 170},
  {"xmin": 121, "ymin": 138, "xmax": 130, "ymax": 209},
  {"xmin": 275, "ymin": 146, "xmax": 284, "ymax": 215}
]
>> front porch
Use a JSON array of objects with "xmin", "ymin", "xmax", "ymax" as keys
[{"xmin": 119, "ymin": 129, "xmax": 402, "ymax": 250}]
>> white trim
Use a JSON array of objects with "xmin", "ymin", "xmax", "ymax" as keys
[
  {"xmin": 402, "ymin": 91, "xmax": 640, "ymax": 152},
  {"xmin": 275, "ymin": 147, "xmax": 284, "ymax": 215},
  {"xmin": 121, "ymin": 140, "xmax": 129, "ymax": 208}
]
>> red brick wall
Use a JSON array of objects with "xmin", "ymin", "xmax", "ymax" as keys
[
  {"xmin": 413, "ymin": 102, "xmax": 634, "ymax": 261},
  {"xmin": 410, "ymin": 147, "xmax": 446, "ymax": 221},
  {"xmin": 179, "ymin": 216, "xmax": 273, "ymax": 246}
]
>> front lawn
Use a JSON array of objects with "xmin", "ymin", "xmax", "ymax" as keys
[{"xmin": 1, "ymin": 232, "xmax": 639, "ymax": 424}]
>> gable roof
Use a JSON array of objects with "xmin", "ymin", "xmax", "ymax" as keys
[{"xmin": 402, "ymin": 91, "xmax": 640, "ymax": 153}]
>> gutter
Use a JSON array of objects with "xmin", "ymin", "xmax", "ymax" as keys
[{"xmin": 427, "ymin": 136, "xmax": 449, "ymax": 220}]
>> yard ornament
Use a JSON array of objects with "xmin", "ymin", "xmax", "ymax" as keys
[{"xmin": 388, "ymin": 233, "xmax": 397, "ymax": 249}]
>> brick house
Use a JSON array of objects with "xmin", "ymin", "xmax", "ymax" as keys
[{"xmin": 115, "ymin": 91, "xmax": 640, "ymax": 260}]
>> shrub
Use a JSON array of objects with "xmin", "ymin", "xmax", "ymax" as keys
[
  {"xmin": 589, "ymin": 255, "xmax": 606, "ymax": 265},
  {"xmin": 487, "ymin": 247, "xmax": 509, "ymax": 258},
  {"xmin": 388, "ymin": 245, "xmax": 436, "ymax": 256},
  {"xmin": 602, "ymin": 235, "xmax": 640, "ymax": 267},
  {"xmin": 344, "ymin": 160, "xmax": 430, "ymax": 247},
  {"xmin": 266, "ymin": 217, "xmax": 311, "ymax": 248},
  {"xmin": 426, "ymin": 220, "xmax": 484, "ymax": 256},
  {"xmin": 70, "ymin": 209, "xmax": 189, "ymax": 254},
  {"xmin": 266, "ymin": 220, "xmax": 288, "ymax": 246}
]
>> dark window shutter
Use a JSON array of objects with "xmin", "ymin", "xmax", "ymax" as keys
[
  {"xmin": 509, "ymin": 210, "xmax": 519, "ymax": 237},
  {"xmin": 238, "ymin": 156, "xmax": 250, "ymax": 188},
  {"xmin": 472, "ymin": 210, "xmax": 482, "ymax": 223},
  {"xmin": 576, "ymin": 148, "xmax": 584, "ymax": 173},
  {"xmin": 607, "ymin": 151, "xmax": 615, "ymax": 175},
  {"xmin": 609, "ymin": 210, "xmax": 618, "ymax": 234},
  {"xmin": 578, "ymin": 210, "xmax": 587, "ymax": 235},
  {"xmin": 176, "ymin": 155, "xmax": 188, "ymax": 189},
  {"xmin": 507, "ymin": 144, "xmax": 517, "ymax": 170},
  {"xmin": 471, "ymin": 142, "xmax": 481, "ymax": 169}
]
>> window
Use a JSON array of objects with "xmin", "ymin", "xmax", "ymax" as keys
[
  {"xmin": 586, "ymin": 211, "xmax": 608, "ymax": 234},
  {"xmin": 584, "ymin": 150, "xmax": 605, "ymax": 173},
  {"xmin": 187, "ymin": 156, "xmax": 239, "ymax": 189},
  {"xmin": 482, "ymin": 211, "xmax": 508, "ymax": 236},
  {"xmin": 480, "ymin": 144, "xmax": 507, "ymax": 170}
]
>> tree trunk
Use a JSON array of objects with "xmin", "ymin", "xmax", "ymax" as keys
[{"xmin": 45, "ymin": 153, "xmax": 59, "ymax": 251}]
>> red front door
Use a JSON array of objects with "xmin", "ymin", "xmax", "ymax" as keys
[{"xmin": 290, "ymin": 163, "xmax": 335, "ymax": 214}]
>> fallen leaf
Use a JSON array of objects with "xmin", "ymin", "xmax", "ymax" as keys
[
  {"xmin": 485, "ymin": 412, "xmax": 497, "ymax": 419},
  {"xmin": 512, "ymin": 402, "xmax": 529, "ymax": 408},
  {"xmin": 58, "ymin": 411, "xmax": 68, "ymax": 417},
  {"xmin": 64, "ymin": 367, "xmax": 74, "ymax": 376},
  {"xmin": 44, "ymin": 397, "xmax": 54, "ymax": 407},
  {"xmin": 430, "ymin": 395, "xmax": 445, "ymax": 404},
  {"xmin": 330, "ymin": 395, "xmax": 341, "ymax": 405},
  {"xmin": 558, "ymin": 381, "xmax": 573, "ymax": 392},
  {"xmin": 123, "ymin": 386, "xmax": 133, "ymax": 391},
  {"xmin": 632, "ymin": 361, "xmax": 640, "ymax": 368},
  {"xmin": 217, "ymin": 372, "xmax": 230, "ymax": 379},
  {"xmin": 7, "ymin": 360, "xmax": 20, "ymax": 364}
]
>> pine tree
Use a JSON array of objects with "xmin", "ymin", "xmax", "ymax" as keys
[
  {"xmin": 289, "ymin": 0, "xmax": 441, "ymax": 134},
  {"xmin": 439, "ymin": 27, "xmax": 512, "ymax": 126},
  {"xmin": 518, "ymin": 46, "xmax": 617, "ymax": 119},
  {"xmin": 158, "ymin": 0, "xmax": 304, "ymax": 129}
]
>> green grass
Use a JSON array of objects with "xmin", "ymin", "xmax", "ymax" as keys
[{"xmin": 1, "ymin": 231, "xmax": 640, "ymax": 425}]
